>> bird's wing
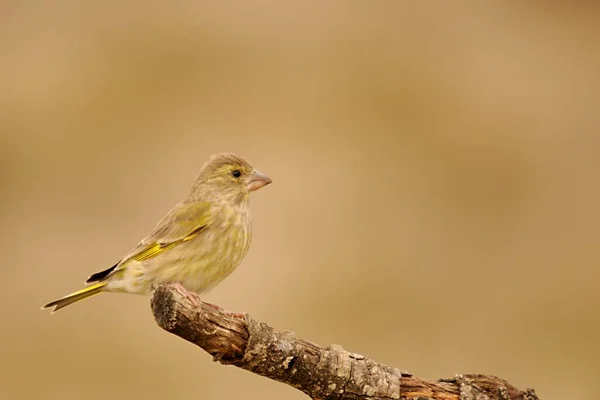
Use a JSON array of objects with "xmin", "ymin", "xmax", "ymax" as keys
[{"xmin": 87, "ymin": 202, "xmax": 212, "ymax": 283}]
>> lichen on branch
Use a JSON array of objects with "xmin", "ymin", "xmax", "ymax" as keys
[{"xmin": 150, "ymin": 284, "xmax": 538, "ymax": 400}]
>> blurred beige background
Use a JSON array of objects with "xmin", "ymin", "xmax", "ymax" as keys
[{"xmin": 1, "ymin": 2, "xmax": 599, "ymax": 400}]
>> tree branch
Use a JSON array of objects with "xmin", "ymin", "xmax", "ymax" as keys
[{"xmin": 150, "ymin": 285, "xmax": 539, "ymax": 400}]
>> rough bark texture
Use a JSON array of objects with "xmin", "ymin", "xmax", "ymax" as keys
[{"xmin": 151, "ymin": 285, "xmax": 539, "ymax": 400}]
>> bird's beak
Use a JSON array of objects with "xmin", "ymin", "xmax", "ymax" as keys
[{"xmin": 247, "ymin": 170, "xmax": 272, "ymax": 192}]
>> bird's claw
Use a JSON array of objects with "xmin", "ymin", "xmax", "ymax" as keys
[
  {"xmin": 167, "ymin": 283, "xmax": 243, "ymax": 318},
  {"xmin": 169, "ymin": 282, "xmax": 201, "ymax": 308},
  {"xmin": 205, "ymin": 302, "xmax": 246, "ymax": 319}
]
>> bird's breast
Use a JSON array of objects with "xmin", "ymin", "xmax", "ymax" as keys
[{"xmin": 167, "ymin": 208, "xmax": 252, "ymax": 293}]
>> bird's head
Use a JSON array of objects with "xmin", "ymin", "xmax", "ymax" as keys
[{"xmin": 188, "ymin": 153, "xmax": 272, "ymax": 204}]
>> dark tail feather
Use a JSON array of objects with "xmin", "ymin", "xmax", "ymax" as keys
[
  {"xmin": 42, "ymin": 282, "xmax": 106, "ymax": 313},
  {"xmin": 85, "ymin": 262, "xmax": 119, "ymax": 284}
]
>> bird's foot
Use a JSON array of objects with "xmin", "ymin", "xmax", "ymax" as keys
[
  {"xmin": 167, "ymin": 283, "xmax": 243, "ymax": 317},
  {"xmin": 168, "ymin": 282, "xmax": 201, "ymax": 308},
  {"xmin": 204, "ymin": 302, "xmax": 246, "ymax": 319}
]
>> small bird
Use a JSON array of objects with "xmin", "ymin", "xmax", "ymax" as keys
[{"xmin": 42, "ymin": 153, "xmax": 272, "ymax": 313}]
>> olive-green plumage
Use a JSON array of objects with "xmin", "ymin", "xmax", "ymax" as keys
[{"xmin": 42, "ymin": 153, "xmax": 272, "ymax": 313}]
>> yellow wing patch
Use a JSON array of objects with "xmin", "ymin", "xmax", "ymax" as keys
[{"xmin": 130, "ymin": 225, "xmax": 207, "ymax": 263}]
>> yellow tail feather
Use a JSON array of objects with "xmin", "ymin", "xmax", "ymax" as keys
[{"xmin": 42, "ymin": 282, "xmax": 106, "ymax": 313}]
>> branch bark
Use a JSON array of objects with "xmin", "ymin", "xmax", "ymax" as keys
[{"xmin": 150, "ymin": 285, "xmax": 539, "ymax": 400}]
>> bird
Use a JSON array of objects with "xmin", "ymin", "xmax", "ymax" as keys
[{"xmin": 42, "ymin": 153, "xmax": 272, "ymax": 313}]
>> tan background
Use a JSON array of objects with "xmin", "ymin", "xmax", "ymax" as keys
[{"xmin": 1, "ymin": 2, "xmax": 599, "ymax": 400}]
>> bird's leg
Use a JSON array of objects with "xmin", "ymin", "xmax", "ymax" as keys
[{"xmin": 168, "ymin": 282, "xmax": 201, "ymax": 308}]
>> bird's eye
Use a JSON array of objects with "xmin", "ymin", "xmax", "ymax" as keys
[{"xmin": 231, "ymin": 169, "xmax": 242, "ymax": 178}]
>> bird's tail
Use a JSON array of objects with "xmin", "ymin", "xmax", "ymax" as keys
[{"xmin": 42, "ymin": 282, "xmax": 106, "ymax": 313}]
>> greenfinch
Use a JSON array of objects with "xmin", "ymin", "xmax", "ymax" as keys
[{"xmin": 42, "ymin": 153, "xmax": 271, "ymax": 313}]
